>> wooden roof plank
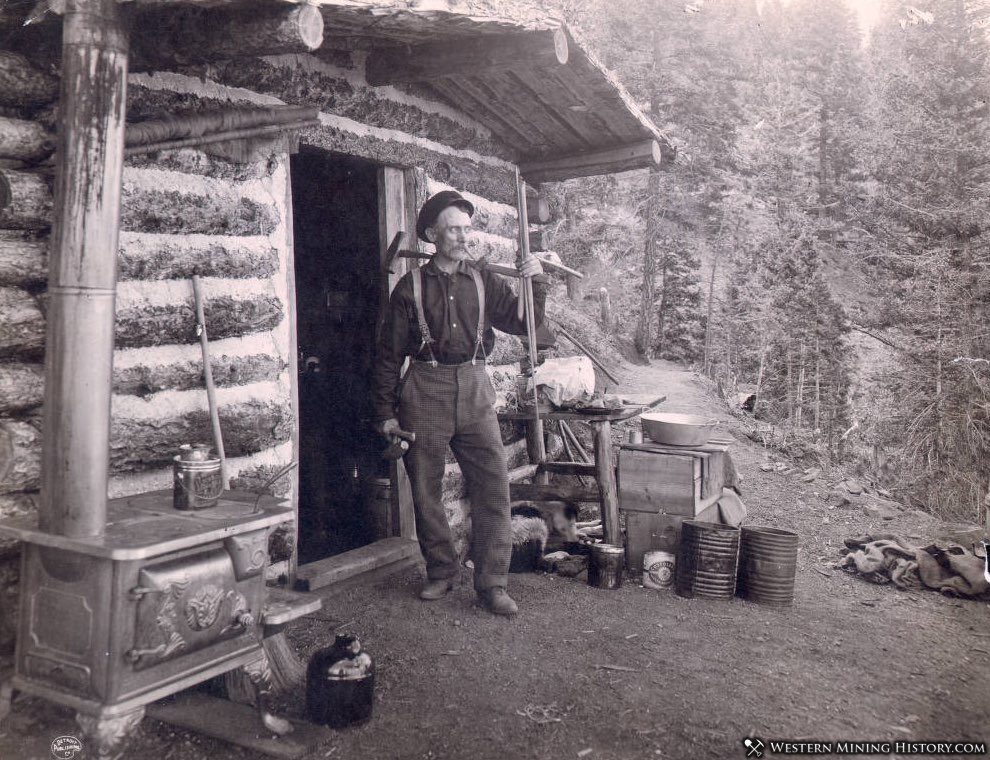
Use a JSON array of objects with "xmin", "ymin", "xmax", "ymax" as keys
[
  {"xmin": 500, "ymin": 70, "xmax": 597, "ymax": 151},
  {"xmin": 561, "ymin": 27, "xmax": 673, "ymax": 160},
  {"xmin": 468, "ymin": 70, "xmax": 588, "ymax": 156},
  {"xmin": 366, "ymin": 27, "xmax": 568, "ymax": 86},
  {"xmin": 453, "ymin": 74, "xmax": 561, "ymax": 153},
  {"xmin": 540, "ymin": 67, "xmax": 635, "ymax": 143},
  {"xmin": 507, "ymin": 67, "xmax": 627, "ymax": 151},
  {"xmin": 428, "ymin": 77, "xmax": 542, "ymax": 156}
]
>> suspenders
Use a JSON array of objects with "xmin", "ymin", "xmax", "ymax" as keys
[{"xmin": 410, "ymin": 266, "xmax": 487, "ymax": 366}]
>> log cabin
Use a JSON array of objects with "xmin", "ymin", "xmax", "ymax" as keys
[{"xmin": 0, "ymin": 0, "xmax": 672, "ymax": 663}]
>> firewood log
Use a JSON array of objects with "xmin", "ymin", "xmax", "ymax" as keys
[
  {"xmin": 0, "ymin": 231, "xmax": 47, "ymax": 286},
  {"xmin": 0, "ymin": 117, "xmax": 54, "ymax": 163},
  {"xmin": 0, "ymin": 286, "xmax": 45, "ymax": 357},
  {"xmin": 0, "ymin": 52, "xmax": 58, "ymax": 109},
  {"xmin": 0, "ymin": 169, "xmax": 52, "ymax": 230},
  {"xmin": 0, "ymin": 419, "xmax": 42, "ymax": 494},
  {"xmin": 0, "ymin": 361, "xmax": 44, "ymax": 414}
]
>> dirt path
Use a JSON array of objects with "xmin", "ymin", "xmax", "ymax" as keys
[{"xmin": 3, "ymin": 361, "xmax": 989, "ymax": 760}]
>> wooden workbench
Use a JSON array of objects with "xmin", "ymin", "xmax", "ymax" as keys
[{"xmin": 498, "ymin": 401, "xmax": 664, "ymax": 544}]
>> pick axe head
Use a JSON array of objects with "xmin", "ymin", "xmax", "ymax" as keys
[{"xmin": 384, "ymin": 231, "xmax": 407, "ymax": 274}]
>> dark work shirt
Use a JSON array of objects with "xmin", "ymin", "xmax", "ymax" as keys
[{"xmin": 372, "ymin": 260, "xmax": 547, "ymax": 422}]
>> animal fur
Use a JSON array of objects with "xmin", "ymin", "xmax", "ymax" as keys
[
  {"xmin": 509, "ymin": 502, "xmax": 585, "ymax": 572},
  {"xmin": 510, "ymin": 510, "xmax": 549, "ymax": 547}
]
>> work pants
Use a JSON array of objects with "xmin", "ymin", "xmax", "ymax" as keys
[{"xmin": 398, "ymin": 360, "xmax": 511, "ymax": 591}]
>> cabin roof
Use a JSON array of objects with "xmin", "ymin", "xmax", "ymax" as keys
[{"xmin": 126, "ymin": 0, "xmax": 674, "ymax": 180}]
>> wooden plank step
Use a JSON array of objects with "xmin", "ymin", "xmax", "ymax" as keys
[
  {"xmin": 262, "ymin": 586, "xmax": 322, "ymax": 627},
  {"xmin": 510, "ymin": 482, "xmax": 601, "ymax": 503},
  {"xmin": 147, "ymin": 692, "xmax": 331, "ymax": 760},
  {"xmin": 294, "ymin": 537, "xmax": 418, "ymax": 592}
]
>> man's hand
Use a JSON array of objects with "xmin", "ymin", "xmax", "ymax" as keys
[
  {"xmin": 378, "ymin": 418, "xmax": 416, "ymax": 460},
  {"xmin": 518, "ymin": 253, "xmax": 544, "ymax": 279},
  {"xmin": 378, "ymin": 418, "xmax": 402, "ymax": 439}
]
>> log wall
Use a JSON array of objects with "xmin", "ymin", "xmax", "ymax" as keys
[
  {"xmin": 0, "ymin": 44, "xmax": 536, "ymax": 651},
  {"xmin": 0, "ymin": 54, "xmax": 54, "ymax": 599}
]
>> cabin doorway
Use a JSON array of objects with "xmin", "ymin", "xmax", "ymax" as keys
[{"xmin": 291, "ymin": 149, "xmax": 385, "ymax": 565}]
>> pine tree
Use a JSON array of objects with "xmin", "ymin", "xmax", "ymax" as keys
[
  {"xmin": 654, "ymin": 241, "xmax": 703, "ymax": 361},
  {"xmin": 857, "ymin": 0, "xmax": 990, "ymax": 519}
]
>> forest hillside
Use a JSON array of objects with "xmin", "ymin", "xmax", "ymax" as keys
[{"xmin": 540, "ymin": 0, "xmax": 990, "ymax": 529}]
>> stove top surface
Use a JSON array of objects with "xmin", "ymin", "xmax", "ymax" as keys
[{"xmin": 0, "ymin": 489, "xmax": 293, "ymax": 560}]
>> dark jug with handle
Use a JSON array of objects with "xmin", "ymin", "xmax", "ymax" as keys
[{"xmin": 306, "ymin": 634, "xmax": 375, "ymax": 728}]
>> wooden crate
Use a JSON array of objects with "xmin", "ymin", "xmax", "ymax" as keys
[
  {"xmin": 624, "ymin": 502, "xmax": 720, "ymax": 574},
  {"xmin": 618, "ymin": 444, "xmax": 727, "ymax": 516},
  {"xmin": 618, "ymin": 448, "xmax": 701, "ymax": 515}
]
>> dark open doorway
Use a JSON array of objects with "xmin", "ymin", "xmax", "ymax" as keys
[{"xmin": 291, "ymin": 148, "xmax": 385, "ymax": 565}]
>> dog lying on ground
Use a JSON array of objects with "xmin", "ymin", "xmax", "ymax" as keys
[{"xmin": 509, "ymin": 501, "xmax": 582, "ymax": 572}]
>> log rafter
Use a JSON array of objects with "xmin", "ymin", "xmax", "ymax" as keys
[
  {"xmin": 521, "ymin": 140, "xmax": 662, "ymax": 185},
  {"xmin": 130, "ymin": 4, "xmax": 324, "ymax": 70}
]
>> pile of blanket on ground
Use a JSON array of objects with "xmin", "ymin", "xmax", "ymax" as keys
[{"xmin": 839, "ymin": 534, "xmax": 989, "ymax": 598}]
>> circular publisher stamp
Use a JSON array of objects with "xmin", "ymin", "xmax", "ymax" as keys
[{"xmin": 51, "ymin": 735, "xmax": 83, "ymax": 759}]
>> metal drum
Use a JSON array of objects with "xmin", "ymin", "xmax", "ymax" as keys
[
  {"xmin": 674, "ymin": 520, "xmax": 740, "ymax": 600},
  {"xmin": 737, "ymin": 526, "xmax": 799, "ymax": 606}
]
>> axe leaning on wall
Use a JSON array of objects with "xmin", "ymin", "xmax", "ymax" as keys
[
  {"xmin": 191, "ymin": 275, "xmax": 229, "ymax": 489},
  {"xmin": 192, "ymin": 276, "xmax": 300, "ymax": 735}
]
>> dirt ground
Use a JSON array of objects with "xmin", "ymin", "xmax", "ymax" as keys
[{"xmin": 2, "ymin": 360, "xmax": 989, "ymax": 760}]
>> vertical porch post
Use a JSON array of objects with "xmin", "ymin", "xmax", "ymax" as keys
[{"xmin": 39, "ymin": 0, "xmax": 129, "ymax": 538}]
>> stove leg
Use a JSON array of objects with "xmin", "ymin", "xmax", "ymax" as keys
[
  {"xmin": 240, "ymin": 652, "xmax": 293, "ymax": 736},
  {"xmin": 76, "ymin": 707, "xmax": 145, "ymax": 758}
]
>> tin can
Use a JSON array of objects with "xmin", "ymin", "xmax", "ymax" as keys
[
  {"xmin": 587, "ymin": 543, "xmax": 625, "ymax": 589},
  {"xmin": 643, "ymin": 550, "xmax": 675, "ymax": 589},
  {"xmin": 628, "ymin": 429, "xmax": 643, "ymax": 444},
  {"xmin": 173, "ymin": 449, "xmax": 223, "ymax": 510}
]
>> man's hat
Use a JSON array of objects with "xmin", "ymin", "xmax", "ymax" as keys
[{"xmin": 416, "ymin": 190, "xmax": 475, "ymax": 242}]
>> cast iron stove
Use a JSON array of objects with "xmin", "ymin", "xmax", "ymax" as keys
[{"xmin": 0, "ymin": 489, "xmax": 293, "ymax": 752}]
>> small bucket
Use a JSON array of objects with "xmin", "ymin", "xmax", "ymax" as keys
[
  {"xmin": 643, "ymin": 550, "xmax": 675, "ymax": 590},
  {"xmin": 675, "ymin": 520, "xmax": 740, "ymax": 600},
  {"xmin": 173, "ymin": 454, "xmax": 223, "ymax": 510},
  {"xmin": 588, "ymin": 543, "xmax": 624, "ymax": 590},
  {"xmin": 737, "ymin": 526, "xmax": 799, "ymax": 606}
]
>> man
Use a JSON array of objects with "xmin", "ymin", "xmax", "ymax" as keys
[{"xmin": 372, "ymin": 190, "xmax": 546, "ymax": 616}]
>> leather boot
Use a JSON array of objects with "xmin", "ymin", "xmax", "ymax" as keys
[
  {"xmin": 478, "ymin": 587, "xmax": 518, "ymax": 616},
  {"xmin": 419, "ymin": 579, "xmax": 454, "ymax": 601}
]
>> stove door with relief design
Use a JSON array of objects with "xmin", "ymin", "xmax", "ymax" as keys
[{"xmin": 129, "ymin": 547, "xmax": 253, "ymax": 671}]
